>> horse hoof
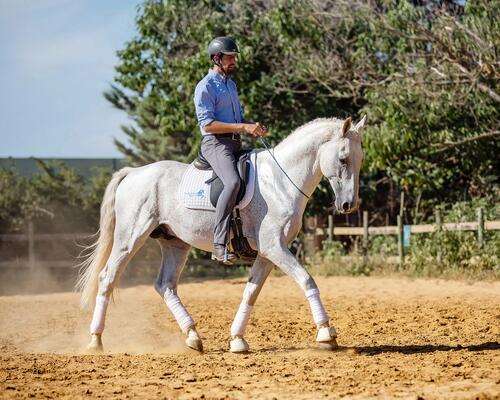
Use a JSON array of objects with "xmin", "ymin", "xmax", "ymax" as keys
[
  {"xmin": 316, "ymin": 326, "xmax": 338, "ymax": 350},
  {"xmin": 87, "ymin": 334, "xmax": 103, "ymax": 353},
  {"xmin": 87, "ymin": 343, "xmax": 103, "ymax": 352},
  {"xmin": 318, "ymin": 338, "xmax": 338, "ymax": 350},
  {"xmin": 186, "ymin": 337, "xmax": 203, "ymax": 352},
  {"xmin": 230, "ymin": 336, "xmax": 249, "ymax": 353},
  {"xmin": 316, "ymin": 326, "xmax": 337, "ymax": 342},
  {"xmin": 185, "ymin": 329, "xmax": 203, "ymax": 352}
]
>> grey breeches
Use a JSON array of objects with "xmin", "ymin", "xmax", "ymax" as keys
[{"xmin": 200, "ymin": 135, "xmax": 242, "ymax": 245}]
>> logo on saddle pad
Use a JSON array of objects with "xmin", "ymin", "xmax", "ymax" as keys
[
  {"xmin": 178, "ymin": 152, "xmax": 257, "ymax": 211},
  {"xmin": 186, "ymin": 189, "xmax": 206, "ymax": 198}
]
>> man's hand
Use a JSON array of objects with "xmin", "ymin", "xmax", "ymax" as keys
[
  {"xmin": 244, "ymin": 122, "xmax": 267, "ymax": 137},
  {"xmin": 257, "ymin": 122, "xmax": 268, "ymax": 134}
]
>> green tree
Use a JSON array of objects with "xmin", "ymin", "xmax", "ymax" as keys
[
  {"xmin": 105, "ymin": 0, "xmax": 370, "ymax": 214},
  {"xmin": 0, "ymin": 169, "xmax": 36, "ymax": 232},
  {"xmin": 0, "ymin": 162, "xmax": 113, "ymax": 234},
  {"xmin": 107, "ymin": 0, "xmax": 499, "ymax": 220},
  {"xmin": 104, "ymin": 0, "xmax": 367, "ymax": 160},
  {"xmin": 355, "ymin": 0, "xmax": 500, "ymax": 220}
]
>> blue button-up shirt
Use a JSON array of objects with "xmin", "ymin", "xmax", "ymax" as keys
[{"xmin": 194, "ymin": 69, "xmax": 244, "ymax": 136}]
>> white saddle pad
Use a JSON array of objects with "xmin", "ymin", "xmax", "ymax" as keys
[{"xmin": 178, "ymin": 151, "xmax": 257, "ymax": 211}]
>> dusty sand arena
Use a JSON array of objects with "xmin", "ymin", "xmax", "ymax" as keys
[{"xmin": 1, "ymin": 276, "xmax": 499, "ymax": 399}]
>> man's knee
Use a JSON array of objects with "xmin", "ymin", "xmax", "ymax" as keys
[{"xmin": 225, "ymin": 176, "xmax": 241, "ymax": 195}]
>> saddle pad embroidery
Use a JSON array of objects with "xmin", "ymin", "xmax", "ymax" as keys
[{"xmin": 178, "ymin": 151, "xmax": 257, "ymax": 211}]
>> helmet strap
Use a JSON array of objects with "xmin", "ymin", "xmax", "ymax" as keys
[{"xmin": 213, "ymin": 53, "xmax": 230, "ymax": 78}]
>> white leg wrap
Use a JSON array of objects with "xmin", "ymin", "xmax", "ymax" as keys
[
  {"xmin": 230, "ymin": 302, "xmax": 253, "ymax": 337},
  {"xmin": 164, "ymin": 291, "xmax": 195, "ymax": 333},
  {"xmin": 306, "ymin": 288, "xmax": 329, "ymax": 326},
  {"xmin": 90, "ymin": 295, "xmax": 109, "ymax": 334}
]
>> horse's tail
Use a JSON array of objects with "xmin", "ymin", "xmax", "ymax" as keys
[{"xmin": 76, "ymin": 167, "xmax": 133, "ymax": 310}]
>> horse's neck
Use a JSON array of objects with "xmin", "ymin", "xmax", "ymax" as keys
[{"xmin": 270, "ymin": 122, "xmax": 331, "ymax": 199}]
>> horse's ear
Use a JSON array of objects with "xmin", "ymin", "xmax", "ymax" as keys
[
  {"xmin": 342, "ymin": 117, "xmax": 352, "ymax": 136},
  {"xmin": 354, "ymin": 115, "xmax": 366, "ymax": 137}
]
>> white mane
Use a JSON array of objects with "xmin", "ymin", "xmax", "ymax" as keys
[{"xmin": 275, "ymin": 117, "xmax": 344, "ymax": 150}]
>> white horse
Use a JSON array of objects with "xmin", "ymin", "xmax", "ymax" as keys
[{"xmin": 77, "ymin": 116, "xmax": 365, "ymax": 353}]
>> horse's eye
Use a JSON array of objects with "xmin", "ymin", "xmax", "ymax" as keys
[{"xmin": 339, "ymin": 158, "xmax": 347, "ymax": 165}]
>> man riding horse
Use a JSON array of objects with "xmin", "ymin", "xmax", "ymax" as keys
[
  {"xmin": 194, "ymin": 36, "xmax": 266, "ymax": 264},
  {"xmin": 80, "ymin": 36, "xmax": 365, "ymax": 354}
]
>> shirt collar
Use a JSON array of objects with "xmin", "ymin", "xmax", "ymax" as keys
[{"xmin": 207, "ymin": 68, "xmax": 229, "ymax": 83}]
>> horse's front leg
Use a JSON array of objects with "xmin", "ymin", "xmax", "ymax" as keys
[
  {"xmin": 229, "ymin": 255, "xmax": 274, "ymax": 353},
  {"xmin": 261, "ymin": 242, "xmax": 338, "ymax": 350}
]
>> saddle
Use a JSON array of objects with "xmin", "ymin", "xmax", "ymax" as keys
[
  {"xmin": 193, "ymin": 149, "xmax": 251, "ymax": 208},
  {"xmin": 193, "ymin": 149, "xmax": 257, "ymax": 261}
]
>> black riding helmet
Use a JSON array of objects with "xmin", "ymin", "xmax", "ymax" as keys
[{"xmin": 208, "ymin": 36, "xmax": 239, "ymax": 60}]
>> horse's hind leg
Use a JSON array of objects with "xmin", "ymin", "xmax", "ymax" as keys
[
  {"xmin": 154, "ymin": 238, "xmax": 202, "ymax": 352},
  {"xmin": 87, "ymin": 217, "xmax": 154, "ymax": 351},
  {"xmin": 229, "ymin": 255, "xmax": 274, "ymax": 353}
]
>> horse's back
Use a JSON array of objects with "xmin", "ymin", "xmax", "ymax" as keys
[
  {"xmin": 122, "ymin": 160, "xmax": 188, "ymax": 182},
  {"xmin": 114, "ymin": 160, "xmax": 188, "ymax": 205}
]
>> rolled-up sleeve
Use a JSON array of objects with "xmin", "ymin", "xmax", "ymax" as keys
[{"xmin": 194, "ymin": 83, "xmax": 215, "ymax": 128}]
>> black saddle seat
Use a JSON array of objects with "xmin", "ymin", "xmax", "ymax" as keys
[{"xmin": 193, "ymin": 149, "xmax": 253, "ymax": 208}]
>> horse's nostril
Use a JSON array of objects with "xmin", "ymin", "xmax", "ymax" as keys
[{"xmin": 342, "ymin": 202, "xmax": 350, "ymax": 212}]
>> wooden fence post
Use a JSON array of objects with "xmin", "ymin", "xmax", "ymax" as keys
[
  {"xmin": 28, "ymin": 221, "xmax": 35, "ymax": 270},
  {"xmin": 435, "ymin": 209, "xmax": 442, "ymax": 227},
  {"xmin": 477, "ymin": 207, "xmax": 484, "ymax": 248},
  {"xmin": 397, "ymin": 215, "xmax": 404, "ymax": 267},
  {"xmin": 363, "ymin": 211, "xmax": 369, "ymax": 261},
  {"xmin": 399, "ymin": 191, "xmax": 405, "ymax": 220},
  {"xmin": 435, "ymin": 209, "xmax": 442, "ymax": 264},
  {"xmin": 327, "ymin": 213, "xmax": 334, "ymax": 242},
  {"xmin": 313, "ymin": 215, "xmax": 321, "ymax": 253}
]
